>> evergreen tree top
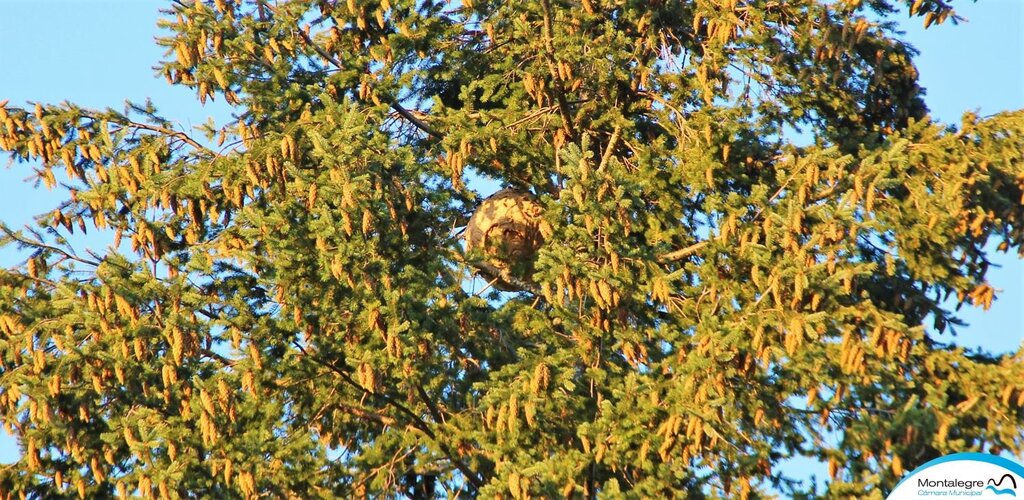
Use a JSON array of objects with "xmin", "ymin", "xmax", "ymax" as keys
[{"xmin": 0, "ymin": 0, "xmax": 1022, "ymax": 497}]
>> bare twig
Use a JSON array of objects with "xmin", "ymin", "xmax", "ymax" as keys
[
  {"xmin": 474, "ymin": 276, "xmax": 501, "ymax": 296},
  {"xmin": 469, "ymin": 260, "xmax": 540, "ymax": 295},
  {"xmin": 751, "ymin": 170, "xmax": 797, "ymax": 222},
  {"xmin": 503, "ymin": 105, "xmax": 558, "ymax": 130},
  {"xmin": 333, "ymin": 402, "xmax": 398, "ymax": 426}
]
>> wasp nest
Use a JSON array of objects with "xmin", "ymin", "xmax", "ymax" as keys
[{"xmin": 465, "ymin": 189, "xmax": 547, "ymax": 290}]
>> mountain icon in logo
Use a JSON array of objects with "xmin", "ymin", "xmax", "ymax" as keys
[{"xmin": 987, "ymin": 474, "xmax": 1018, "ymax": 496}]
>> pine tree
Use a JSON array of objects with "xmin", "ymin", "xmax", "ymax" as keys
[{"xmin": 1, "ymin": 0, "xmax": 1022, "ymax": 497}]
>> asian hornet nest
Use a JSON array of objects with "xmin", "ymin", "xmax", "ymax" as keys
[{"xmin": 465, "ymin": 189, "xmax": 549, "ymax": 291}]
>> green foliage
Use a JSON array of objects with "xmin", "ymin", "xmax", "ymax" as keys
[{"xmin": 1, "ymin": 0, "xmax": 1022, "ymax": 497}]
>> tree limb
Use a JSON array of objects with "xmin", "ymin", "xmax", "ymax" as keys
[
  {"xmin": 657, "ymin": 241, "xmax": 708, "ymax": 263},
  {"xmin": 598, "ymin": 124, "xmax": 622, "ymax": 172}
]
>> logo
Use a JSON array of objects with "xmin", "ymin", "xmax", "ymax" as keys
[
  {"xmin": 887, "ymin": 453, "xmax": 1024, "ymax": 499},
  {"xmin": 988, "ymin": 474, "xmax": 1018, "ymax": 496}
]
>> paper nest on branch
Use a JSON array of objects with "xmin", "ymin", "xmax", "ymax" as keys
[{"xmin": 465, "ymin": 188, "xmax": 547, "ymax": 291}]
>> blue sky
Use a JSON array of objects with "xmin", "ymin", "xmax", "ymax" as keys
[{"xmin": 0, "ymin": 0, "xmax": 1021, "ymax": 484}]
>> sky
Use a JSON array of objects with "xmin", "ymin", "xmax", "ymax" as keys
[{"xmin": 0, "ymin": 0, "xmax": 1021, "ymax": 488}]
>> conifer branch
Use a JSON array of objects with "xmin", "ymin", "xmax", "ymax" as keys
[
  {"xmin": 657, "ymin": 166, "xmax": 803, "ymax": 263},
  {"xmin": 294, "ymin": 342, "xmax": 484, "ymax": 491},
  {"xmin": 80, "ymin": 111, "xmax": 214, "ymax": 156},
  {"xmin": 0, "ymin": 225, "xmax": 100, "ymax": 268},
  {"xmin": 294, "ymin": 29, "xmax": 442, "ymax": 139},
  {"xmin": 539, "ymin": 0, "xmax": 577, "ymax": 138},
  {"xmin": 117, "ymin": 120, "xmax": 212, "ymax": 155}
]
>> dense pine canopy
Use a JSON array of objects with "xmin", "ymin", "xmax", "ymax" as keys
[{"xmin": 1, "ymin": 0, "xmax": 1022, "ymax": 497}]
